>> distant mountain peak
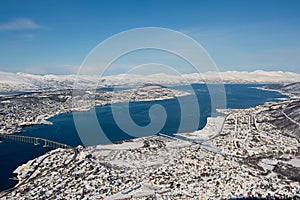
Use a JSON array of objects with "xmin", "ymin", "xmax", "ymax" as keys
[{"xmin": 0, "ymin": 70, "xmax": 300, "ymax": 92}]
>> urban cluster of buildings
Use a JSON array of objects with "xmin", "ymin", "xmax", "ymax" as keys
[
  {"xmin": 2, "ymin": 97, "xmax": 300, "ymax": 199},
  {"xmin": 0, "ymin": 86, "xmax": 188, "ymax": 135},
  {"xmin": 0, "ymin": 90, "xmax": 72, "ymax": 135},
  {"xmin": 214, "ymin": 103, "xmax": 299, "ymax": 158}
]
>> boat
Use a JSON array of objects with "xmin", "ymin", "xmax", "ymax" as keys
[{"xmin": 9, "ymin": 177, "xmax": 18, "ymax": 181}]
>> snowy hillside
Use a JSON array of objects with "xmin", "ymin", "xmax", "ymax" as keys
[
  {"xmin": 0, "ymin": 70, "xmax": 300, "ymax": 92},
  {"xmin": 267, "ymin": 99, "xmax": 300, "ymax": 139},
  {"xmin": 267, "ymin": 82, "xmax": 300, "ymax": 96}
]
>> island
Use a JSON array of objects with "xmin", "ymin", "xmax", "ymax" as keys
[{"xmin": 1, "ymin": 83, "xmax": 299, "ymax": 199}]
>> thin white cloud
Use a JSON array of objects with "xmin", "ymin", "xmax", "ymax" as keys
[{"xmin": 0, "ymin": 18, "xmax": 40, "ymax": 31}]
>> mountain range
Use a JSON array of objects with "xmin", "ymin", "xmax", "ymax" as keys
[{"xmin": 1, "ymin": 70, "xmax": 300, "ymax": 92}]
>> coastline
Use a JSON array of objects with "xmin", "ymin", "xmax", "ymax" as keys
[
  {"xmin": 0, "ymin": 86, "xmax": 190, "ymax": 135},
  {"xmin": 2, "ymin": 83, "xmax": 293, "ymax": 136},
  {"xmin": 22, "ymin": 91, "xmax": 191, "ymax": 130},
  {"xmin": 175, "ymin": 116, "xmax": 226, "ymax": 143},
  {"xmin": 2, "ymin": 84, "xmax": 299, "ymax": 199},
  {"xmin": 0, "ymin": 87, "xmax": 191, "ymax": 191},
  {"xmin": 8, "ymin": 115, "xmax": 225, "ymax": 195},
  {"xmin": 6, "ymin": 96, "xmax": 300, "ymax": 199},
  {"xmin": 254, "ymin": 85, "xmax": 299, "ymax": 99}
]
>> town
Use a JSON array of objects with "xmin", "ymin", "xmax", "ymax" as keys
[
  {"xmin": 0, "ymin": 86, "xmax": 189, "ymax": 135},
  {"xmin": 1, "ymin": 93, "xmax": 299, "ymax": 199}
]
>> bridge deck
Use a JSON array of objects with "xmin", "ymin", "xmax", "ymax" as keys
[{"xmin": 1, "ymin": 134, "xmax": 71, "ymax": 149}]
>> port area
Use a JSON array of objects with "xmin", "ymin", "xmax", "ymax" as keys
[{"xmin": 2, "ymin": 99, "xmax": 300, "ymax": 199}]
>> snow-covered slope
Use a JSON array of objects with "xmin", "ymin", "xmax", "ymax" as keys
[
  {"xmin": 0, "ymin": 70, "xmax": 300, "ymax": 92},
  {"xmin": 184, "ymin": 70, "xmax": 300, "ymax": 84},
  {"xmin": 90, "ymin": 70, "xmax": 300, "ymax": 86},
  {"xmin": 0, "ymin": 72, "xmax": 99, "ymax": 92},
  {"xmin": 268, "ymin": 99, "xmax": 300, "ymax": 139},
  {"xmin": 267, "ymin": 82, "xmax": 300, "ymax": 96}
]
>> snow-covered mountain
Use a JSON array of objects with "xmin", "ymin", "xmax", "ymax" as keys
[
  {"xmin": 1, "ymin": 70, "xmax": 300, "ymax": 92},
  {"xmin": 0, "ymin": 72, "xmax": 99, "ymax": 92}
]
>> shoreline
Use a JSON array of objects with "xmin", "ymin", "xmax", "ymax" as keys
[
  {"xmin": 8, "ymin": 115, "xmax": 225, "ymax": 193},
  {"xmin": 1, "ymin": 86, "xmax": 190, "ymax": 135},
  {"xmin": 1, "ymin": 83, "xmax": 292, "ymax": 135},
  {"xmin": 0, "ymin": 87, "xmax": 191, "ymax": 192},
  {"xmin": 254, "ymin": 85, "xmax": 300, "ymax": 99},
  {"xmin": 5, "ymin": 97, "xmax": 300, "ymax": 199},
  {"xmin": 19, "ymin": 92, "xmax": 191, "ymax": 132},
  {"xmin": 1, "ymin": 84, "xmax": 297, "ymax": 198}
]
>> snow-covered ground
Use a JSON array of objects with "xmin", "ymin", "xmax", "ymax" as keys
[
  {"xmin": 1, "ymin": 70, "xmax": 300, "ymax": 92},
  {"xmin": 5, "ymin": 101, "xmax": 300, "ymax": 199},
  {"xmin": 289, "ymin": 158, "xmax": 300, "ymax": 167},
  {"xmin": 94, "ymin": 141, "xmax": 144, "ymax": 150},
  {"xmin": 176, "ymin": 116, "xmax": 225, "ymax": 142}
]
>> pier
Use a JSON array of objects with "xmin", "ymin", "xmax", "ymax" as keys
[{"xmin": 1, "ymin": 134, "xmax": 71, "ymax": 149}]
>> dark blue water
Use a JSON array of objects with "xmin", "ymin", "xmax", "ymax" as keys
[{"xmin": 0, "ymin": 84, "xmax": 287, "ymax": 191}]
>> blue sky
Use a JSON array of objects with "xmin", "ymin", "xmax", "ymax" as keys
[{"xmin": 0, "ymin": 0, "xmax": 300, "ymax": 74}]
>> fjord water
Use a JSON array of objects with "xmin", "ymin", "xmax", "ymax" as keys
[{"xmin": 0, "ymin": 84, "xmax": 288, "ymax": 191}]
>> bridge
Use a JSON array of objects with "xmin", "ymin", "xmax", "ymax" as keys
[
  {"xmin": 0, "ymin": 134, "xmax": 77, "ymax": 198},
  {"xmin": 0, "ymin": 134, "xmax": 71, "ymax": 149}
]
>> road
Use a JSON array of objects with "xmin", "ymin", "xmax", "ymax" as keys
[{"xmin": 0, "ymin": 147, "xmax": 77, "ymax": 198}]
